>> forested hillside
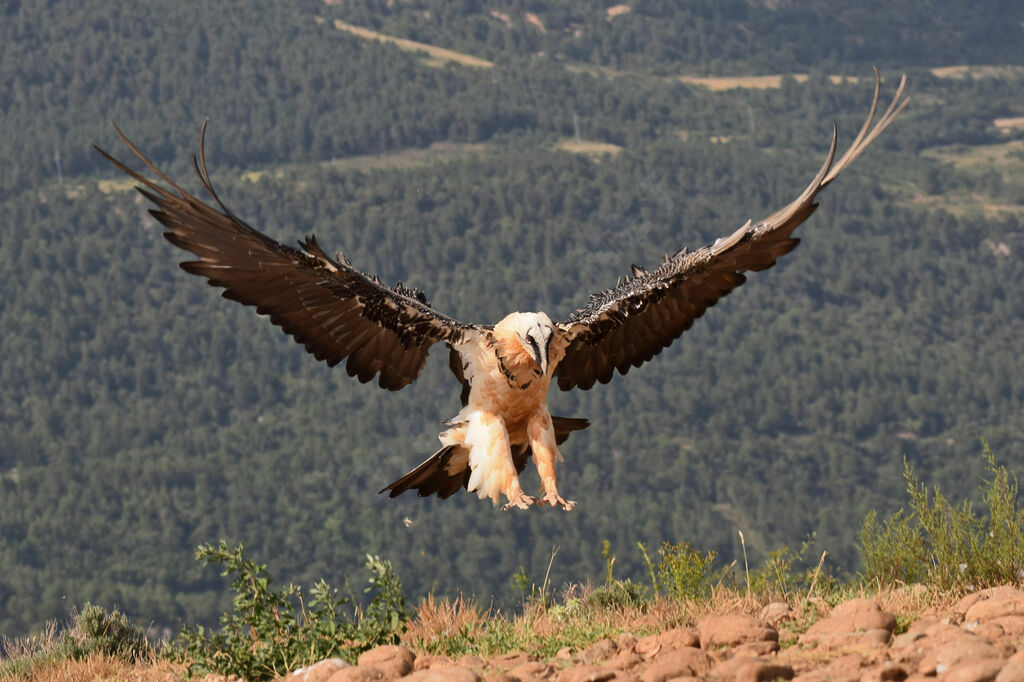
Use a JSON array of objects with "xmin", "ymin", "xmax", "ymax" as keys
[{"xmin": 1, "ymin": 0, "xmax": 1023, "ymax": 638}]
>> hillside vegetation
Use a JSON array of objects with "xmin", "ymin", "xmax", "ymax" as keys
[{"xmin": 1, "ymin": 0, "xmax": 1023, "ymax": 642}]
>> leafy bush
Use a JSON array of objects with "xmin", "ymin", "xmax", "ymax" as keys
[
  {"xmin": 585, "ymin": 579, "xmax": 648, "ymax": 610},
  {"xmin": 61, "ymin": 602, "xmax": 151, "ymax": 663},
  {"xmin": 171, "ymin": 542, "xmax": 408, "ymax": 681},
  {"xmin": 0, "ymin": 603, "xmax": 150, "ymax": 679},
  {"xmin": 859, "ymin": 441, "xmax": 1024, "ymax": 590},
  {"xmin": 656, "ymin": 540, "xmax": 717, "ymax": 600}
]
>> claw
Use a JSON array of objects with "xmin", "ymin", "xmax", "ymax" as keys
[
  {"xmin": 501, "ymin": 490, "xmax": 537, "ymax": 511},
  {"xmin": 539, "ymin": 492, "xmax": 577, "ymax": 511}
]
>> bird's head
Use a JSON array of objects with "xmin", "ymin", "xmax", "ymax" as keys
[{"xmin": 496, "ymin": 311, "xmax": 556, "ymax": 377}]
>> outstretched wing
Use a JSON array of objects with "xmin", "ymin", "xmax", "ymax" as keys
[
  {"xmin": 555, "ymin": 72, "xmax": 909, "ymax": 391},
  {"xmin": 96, "ymin": 123, "xmax": 476, "ymax": 390}
]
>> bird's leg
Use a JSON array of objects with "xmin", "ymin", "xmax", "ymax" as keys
[{"xmin": 528, "ymin": 411, "xmax": 576, "ymax": 511}]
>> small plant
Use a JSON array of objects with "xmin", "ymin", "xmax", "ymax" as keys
[
  {"xmin": 585, "ymin": 579, "xmax": 648, "ymax": 610},
  {"xmin": 746, "ymin": 536, "xmax": 824, "ymax": 600},
  {"xmin": 656, "ymin": 540, "xmax": 717, "ymax": 601},
  {"xmin": 859, "ymin": 508, "xmax": 928, "ymax": 586},
  {"xmin": 171, "ymin": 541, "xmax": 408, "ymax": 681},
  {"xmin": 859, "ymin": 440, "xmax": 1024, "ymax": 591},
  {"xmin": 0, "ymin": 603, "xmax": 151, "ymax": 679},
  {"xmin": 583, "ymin": 541, "xmax": 648, "ymax": 610},
  {"xmin": 637, "ymin": 542, "xmax": 659, "ymax": 597},
  {"xmin": 601, "ymin": 539, "xmax": 616, "ymax": 585},
  {"xmin": 62, "ymin": 602, "xmax": 151, "ymax": 663}
]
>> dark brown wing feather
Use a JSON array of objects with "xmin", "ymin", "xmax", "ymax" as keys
[
  {"xmin": 555, "ymin": 72, "xmax": 909, "ymax": 391},
  {"xmin": 95, "ymin": 123, "xmax": 474, "ymax": 390}
]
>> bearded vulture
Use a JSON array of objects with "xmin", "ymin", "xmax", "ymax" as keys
[{"xmin": 96, "ymin": 74, "xmax": 908, "ymax": 511}]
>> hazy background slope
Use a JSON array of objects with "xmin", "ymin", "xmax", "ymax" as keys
[{"xmin": 1, "ymin": 0, "xmax": 1022, "ymax": 636}]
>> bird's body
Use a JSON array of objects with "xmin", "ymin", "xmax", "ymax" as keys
[
  {"xmin": 428, "ymin": 312, "xmax": 575, "ymax": 509},
  {"xmin": 97, "ymin": 74, "xmax": 908, "ymax": 511}
]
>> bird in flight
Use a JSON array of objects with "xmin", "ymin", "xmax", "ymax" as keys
[{"xmin": 97, "ymin": 74, "xmax": 907, "ymax": 511}]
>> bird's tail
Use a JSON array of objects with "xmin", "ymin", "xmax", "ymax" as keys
[
  {"xmin": 379, "ymin": 415, "xmax": 590, "ymax": 500},
  {"xmin": 378, "ymin": 443, "xmax": 471, "ymax": 499}
]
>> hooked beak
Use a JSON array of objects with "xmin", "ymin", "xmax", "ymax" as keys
[{"xmin": 525, "ymin": 335, "xmax": 548, "ymax": 376}]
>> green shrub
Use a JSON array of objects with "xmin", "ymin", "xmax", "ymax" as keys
[
  {"xmin": 0, "ymin": 603, "xmax": 150, "ymax": 679},
  {"xmin": 656, "ymin": 540, "xmax": 717, "ymax": 600},
  {"xmin": 586, "ymin": 579, "xmax": 648, "ymax": 610},
  {"xmin": 859, "ymin": 441, "xmax": 1024, "ymax": 590},
  {"xmin": 171, "ymin": 541, "xmax": 408, "ymax": 681}
]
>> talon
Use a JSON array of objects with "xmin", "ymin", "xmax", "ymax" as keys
[
  {"xmin": 501, "ymin": 490, "xmax": 536, "ymax": 511},
  {"xmin": 542, "ymin": 492, "xmax": 576, "ymax": 511}
]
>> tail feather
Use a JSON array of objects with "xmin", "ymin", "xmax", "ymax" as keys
[
  {"xmin": 552, "ymin": 415, "xmax": 590, "ymax": 444},
  {"xmin": 379, "ymin": 444, "xmax": 469, "ymax": 499}
]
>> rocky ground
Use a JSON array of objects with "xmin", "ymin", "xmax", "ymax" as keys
[{"xmin": 282, "ymin": 585, "xmax": 1024, "ymax": 682}]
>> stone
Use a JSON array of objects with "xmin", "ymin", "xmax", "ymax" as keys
[
  {"xmin": 616, "ymin": 633, "xmax": 638, "ymax": 653},
  {"xmin": 357, "ymin": 645, "xmax": 415, "ymax": 679},
  {"xmin": 602, "ymin": 651, "xmax": 642, "ymax": 671},
  {"xmin": 505, "ymin": 661, "xmax": 552, "ymax": 680},
  {"xmin": 735, "ymin": 661, "xmax": 795, "ymax": 682},
  {"xmin": 486, "ymin": 674, "xmax": 518, "ymax": 682},
  {"xmin": 761, "ymin": 602, "xmax": 795, "ymax": 627},
  {"xmin": 326, "ymin": 667, "xmax": 384, "ymax": 682},
  {"xmin": 965, "ymin": 597, "xmax": 1024, "ymax": 624},
  {"xmin": 638, "ymin": 647, "xmax": 712, "ymax": 682},
  {"xmin": 732, "ymin": 640, "xmax": 780, "ymax": 657},
  {"xmin": 890, "ymin": 631, "xmax": 928, "ymax": 649},
  {"xmin": 287, "ymin": 658, "xmax": 351, "ymax": 682},
  {"xmin": 941, "ymin": 659, "xmax": 1006, "ymax": 682},
  {"xmin": 414, "ymin": 654, "xmax": 453, "ymax": 671},
  {"xmin": 996, "ymin": 656, "xmax": 1024, "ymax": 682},
  {"xmin": 491, "ymin": 652, "xmax": 537, "ymax": 670},
  {"xmin": 405, "ymin": 666, "xmax": 482, "ymax": 682},
  {"xmin": 635, "ymin": 628, "xmax": 700, "ymax": 658},
  {"xmin": 697, "ymin": 615, "xmax": 778, "ymax": 649},
  {"xmin": 955, "ymin": 586, "xmax": 1024, "ymax": 616},
  {"xmin": 906, "ymin": 617, "xmax": 940, "ymax": 634},
  {"xmin": 803, "ymin": 628, "xmax": 891, "ymax": 652},
  {"xmin": 555, "ymin": 665, "xmax": 619, "ymax": 682},
  {"xmin": 579, "ymin": 638, "xmax": 618, "ymax": 664},
  {"xmin": 803, "ymin": 599, "xmax": 897, "ymax": 639},
  {"xmin": 860, "ymin": 663, "xmax": 910, "ymax": 682},
  {"xmin": 918, "ymin": 638, "xmax": 1001, "ymax": 675},
  {"xmin": 711, "ymin": 656, "xmax": 769, "ymax": 681},
  {"xmin": 458, "ymin": 655, "xmax": 489, "ymax": 671}
]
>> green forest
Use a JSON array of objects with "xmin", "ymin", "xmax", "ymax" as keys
[{"xmin": 1, "ymin": 0, "xmax": 1023, "ymax": 639}]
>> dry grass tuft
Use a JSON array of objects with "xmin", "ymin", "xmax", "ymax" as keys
[
  {"xmin": 404, "ymin": 594, "xmax": 487, "ymax": 645},
  {"xmin": 8, "ymin": 652, "xmax": 183, "ymax": 682}
]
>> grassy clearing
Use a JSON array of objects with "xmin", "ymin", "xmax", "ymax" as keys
[
  {"xmin": 930, "ymin": 65, "xmax": 1024, "ymax": 79},
  {"xmin": 995, "ymin": 117, "xmax": 1024, "ymax": 131},
  {"xmin": 901, "ymin": 139, "xmax": 1024, "ymax": 217},
  {"xmin": 677, "ymin": 64, "xmax": 1024, "ymax": 91},
  {"xmin": 325, "ymin": 18, "xmax": 494, "ymax": 69},
  {"xmin": 677, "ymin": 74, "xmax": 856, "ymax": 91},
  {"xmin": 922, "ymin": 139, "xmax": 1024, "ymax": 170},
  {"xmin": 554, "ymin": 139, "xmax": 624, "ymax": 158},
  {"xmin": 241, "ymin": 142, "xmax": 492, "ymax": 183}
]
